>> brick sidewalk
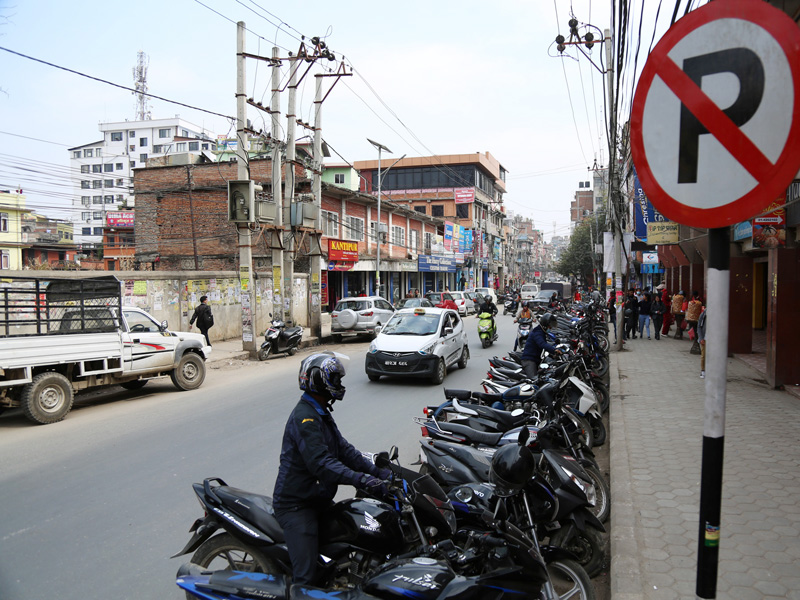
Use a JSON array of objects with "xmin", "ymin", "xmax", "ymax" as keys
[{"xmin": 608, "ymin": 335, "xmax": 800, "ymax": 599}]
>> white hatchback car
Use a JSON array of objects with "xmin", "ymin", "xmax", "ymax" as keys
[
  {"xmin": 364, "ymin": 307, "xmax": 469, "ymax": 384},
  {"xmin": 448, "ymin": 291, "xmax": 474, "ymax": 315}
]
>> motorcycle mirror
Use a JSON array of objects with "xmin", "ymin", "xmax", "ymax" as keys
[
  {"xmin": 374, "ymin": 451, "xmax": 390, "ymax": 468},
  {"xmin": 389, "ymin": 445, "xmax": 399, "ymax": 461}
]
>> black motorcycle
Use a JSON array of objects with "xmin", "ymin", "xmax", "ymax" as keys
[
  {"xmin": 258, "ymin": 315, "xmax": 303, "ymax": 360},
  {"xmin": 503, "ymin": 297, "xmax": 518, "ymax": 316}
]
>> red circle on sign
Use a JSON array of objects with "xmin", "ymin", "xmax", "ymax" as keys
[{"xmin": 630, "ymin": 0, "xmax": 800, "ymax": 229}]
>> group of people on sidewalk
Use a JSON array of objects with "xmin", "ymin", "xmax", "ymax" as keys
[{"xmin": 607, "ymin": 283, "xmax": 708, "ymax": 378}]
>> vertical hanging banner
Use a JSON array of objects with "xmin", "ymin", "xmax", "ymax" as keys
[{"xmin": 633, "ymin": 169, "xmax": 670, "ymax": 241}]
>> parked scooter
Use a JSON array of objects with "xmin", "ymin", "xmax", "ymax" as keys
[
  {"xmin": 477, "ymin": 312, "xmax": 498, "ymax": 349},
  {"xmin": 258, "ymin": 315, "xmax": 303, "ymax": 360}
]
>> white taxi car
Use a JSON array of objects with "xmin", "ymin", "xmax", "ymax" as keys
[{"xmin": 364, "ymin": 307, "xmax": 469, "ymax": 384}]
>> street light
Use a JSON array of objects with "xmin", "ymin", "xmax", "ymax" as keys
[{"xmin": 367, "ymin": 138, "xmax": 405, "ymax": 298}]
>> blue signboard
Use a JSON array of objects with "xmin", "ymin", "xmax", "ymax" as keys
[
  {"xmin": 634, "ymin": 169, "xmax": 669, "ymax": 241},
  {"xmin": 733, "ymin": 221, "xmax": 753, "ymax": 241},
  {"xmin": 418, "ymin": 255, "xmax": 458, "ymax": 273}
]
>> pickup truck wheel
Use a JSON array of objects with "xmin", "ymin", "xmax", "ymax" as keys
[
  {"xmin": 120, "ymin": 380, "xmax": 148, "ymax": 391},
  {"xmin": 170, "ymin": 353, "xmax": 206, "ymax": 391},
  {"xmin": 22, "ymin": 372, "xmax": 74, "ymax": 424}
]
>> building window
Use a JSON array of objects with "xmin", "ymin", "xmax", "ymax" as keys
[
  {"xmin": 104, "ymin": 195, "xmax": 114, "ymax": 203},
  {"xmin": 189, "ymin": 141, "xmax": 199, "ymax": 151},
  {"xmin": 81, "ymin": 196, "xmax": 90, "ymax": 206},
  {"xmin": 139, "ymin": 137, "xmax": 148, "ymax": 147},
  {"xmin": 0, "ymin": 213, "xmax": 8, "ymax": 232},
  {"xmin": 92, "ymin": 164, "xmax": 102, "ymax": 173},
  {"xmin": 321, "ymin": 210, "xmax": 339, "ymax": 238},
  {"xmin": 176, "ymin": 142, "xmax": 187, "ymax": 152},
  {"xmin": 181, "ymin": 129, "xmax": 189, "ymax": 137},
  {"xmin": 93, "ymin": 227, "xmax": 103, "ymax": 236},
  {"xmin": 116, "ymin": 179, "xmax": 124, "ymax": 187},
  {"xmin": 93, "ymin": 211, "xmax": 102, "ymax": 220},
  {"xmin": 80, "ymin": 165, "xmax": 90, "ymax": 174},
  {"xmin": 139, "ymin": 154, "xmax": 147, "ymax": 162},
  {"xmin": 116, "ymin": 195, "xmax": 124, "ymax": 201},
  {"xmin": 456, "ymin": 203, "xmax": 469, "ymax": 219},
  {"xmin": 414, "ymin": 206, "xmax": 426, "ymax": 214},
  {"xmin": 391, "ymin": 226, "xmax": 405, "ymax": 247},
  {"xmin": 96, "ymin": 148, "xmax": 102, "ymax": 157},
  {"xmin": 104, "ymin": 179, "xmax": 114, "ymax": 188},
  {"xmin": 128, "ymin": 131, "xmax": 135, "ymax": 137},
  {"xmin": 81, "ymin": 211, "xmax": 91, "ymax": 220},
  {"xmin": 81, "ymin": 180, "xmax": 90, "ymax": 189},
  {"xmin": 83, "ymin": 148, "xmax": 93, "ymax": 158},
  {"xmin": 345, "ymin": 216, "xmax": 364, "ymax": 242},
  {"xmin": 104, "ymin": 163, "xmax": 113, "ymax": 172},
  {"xmin": 202, "ymin": 143, "xmax": 209, "ymax": 150},
  {"xmin": 334, "ymin": 173, "xmax": 345, "ymax": 184},
  {"xmin": 424, "ymin": 232, "xmax": 433, "ymax": 252},
  {"xmin": 153, "ymin": 145, "xmax": 163, "ymax": 154},
  {"xmin": 115, "ymin": 163, "xmax": 123, "ymax": 170},
  {"xmin": 73, "ymin": 151, "xmax": 81, "ymax": 159},
  {"xmin": 410, "ymin": 230, "xmax": 418, "ymax": 253},
  {"xmin": 130, "ymin": 161, "xmax": 136, "ymax": 168},
  {"xmin": 159, "ymin": 128, "xmax": 170, "ymax": 138},
  {"xmin": 93, "ymin": 196, "xmax": 102, "ymax": 204},
  {"xmin": 431, "ymin": 205, "xmax": 444, "ymax": 217},
  {"xmin": 82, "ymin": 227, "xmax": 91, "ymax": 235},
  {"xmin": 111, "ymin": 132, "xmax": 123, "ymax": 141},
  {"xmin": 91, "ymin": 180, "xmax": 101, "ymax": 189},
  {"xmin": 1, "ymin": 250, "xmax": 9, "ymax": 269}
]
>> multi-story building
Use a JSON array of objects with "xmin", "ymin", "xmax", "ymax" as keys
[
  {"xmin": 68, "ymin": 117, "xmax": 217, "ymax": 252},
  {"xmin": 570, "ymin": 180, "xmax": 594, "ymax": 227},
  {"xmin": 20, "ymin": 212, "xmax": 78, "ymax": 268},
  {"xmin": 353, "ymin": 151, "xmax": 508, "ymax": 289},
  {"xmin": 0, "ymin": 190, "xmax": 31, "ymax": 270}
]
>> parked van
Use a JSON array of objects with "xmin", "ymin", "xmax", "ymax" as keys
[{"xmin": 520, "ymin": 283, "xmax": 540, "ymax": 301}]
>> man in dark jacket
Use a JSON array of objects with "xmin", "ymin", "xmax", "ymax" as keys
[
  {"xmin": 520, "ymin": 313, "xmax": 561, "ymax": 381},
  {"xmin": 188, "ymin": 295, "xmax": 213, "ymax": 346},
  {"xmin": 273, "ymin": 353, "xmax": 391, "ymax": 585}
]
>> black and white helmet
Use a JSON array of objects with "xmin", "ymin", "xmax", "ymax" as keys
[
  {"xmin": 484, "ymin": 295, "xmax": 492, "ymax": 303},
  {"xmin": 299, "ymin": 352, "xmax": 346, "ymax": 402},
  {"xmin": 539, "ymin": 313, "xmax": 555, "ymax": 330}
]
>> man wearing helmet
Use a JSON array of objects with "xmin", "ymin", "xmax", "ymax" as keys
[
  {"xmin": 273, "ymin": 352, "xmax": 391, "ymax": 584},
  {"xmin": 520, "ymin": 312, "xmax": 561, "ymax": 380},
  {"xmin": 476, "ymin": 293, "xmax": 498, "ymax": 332}
]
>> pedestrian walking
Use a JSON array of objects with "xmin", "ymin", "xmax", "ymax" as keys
[
  {"xmin": 671, "ymin": 290, "xmax": 686, "ymax": 339},
  {"xmin": 188, "ymin": 295, "xmax": 214, "ymax": 346},
  {"xmin": 651, "ymin": 295, "xmax": 665, "ymax": 340},
  {"xmin": 624, "ymin": 290, "xmax": 638, "ymax": 340},
  {"xmin": 607, "ymin": 291, "xmax": 617, "ymax": 342},
  {"xmin": 638, "ymin": 292, "xmax": 652, "ymax": 339},
  {"xmin": 697, "ymin": 307, "xmax": 707, "ymax": 378},
  {"xmin": 685, "ymin": 291, "xmax": 704, "ymax": 342}
]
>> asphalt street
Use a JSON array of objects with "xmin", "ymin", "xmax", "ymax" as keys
[{"xmin": 0, "ymin": 310, "xmax": 520, "ymax": 600}]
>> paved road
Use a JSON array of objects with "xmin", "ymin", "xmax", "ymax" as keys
[{"xmin": 0, "ymin": 310, "xmax": 519, "ymax": 600}]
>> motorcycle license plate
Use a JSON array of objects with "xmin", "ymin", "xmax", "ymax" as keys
[{"xmin": 384, "ymin": 360, "xmax": 408, "ymax": 366}]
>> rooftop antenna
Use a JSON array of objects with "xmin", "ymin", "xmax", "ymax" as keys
[{"xmin": 133, "ymin": 51, "xmax": 151, "ymax": 121}]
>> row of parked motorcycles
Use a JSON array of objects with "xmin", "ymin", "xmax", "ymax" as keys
[{"xmin": 172, "ymin": 301, "xmax": 611, "ymax": 600}]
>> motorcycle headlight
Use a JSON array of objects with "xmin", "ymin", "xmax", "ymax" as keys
[
  {"xmin": 478, "ymin": 323, "xmax": 490, "ymax": 332},
  {"xmin": 369, "ymin": 342, "xmax": 378, "ymax": 354},
  {"xmin": 418, "ymin": 341, "xmax": 437, "ymax": 355},
  {"xmin": 560, "ymin": 466, "xmax": 596, "ymax": 506}
]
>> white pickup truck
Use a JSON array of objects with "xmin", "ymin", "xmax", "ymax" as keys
[{"xmin": 0, "ymin": 276, "xmax": 211, "ymax": 424}]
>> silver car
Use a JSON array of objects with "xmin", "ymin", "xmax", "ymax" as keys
[
  {"xmin": 448, "ymin": 291, "xmax": 474, "ymax": 315},
  {"xmin": 331, "ymin": 296, "xmax": 395, "ymax": 341}
]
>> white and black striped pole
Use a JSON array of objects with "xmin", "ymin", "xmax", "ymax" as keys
[{"xmin": 696, "ymin": 226, "xmax": 729, "ymax": 598}]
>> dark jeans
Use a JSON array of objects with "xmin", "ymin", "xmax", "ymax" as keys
[
  {"xmin": 521, "ymin": 359, "xmax": 538, "ymax": 381},
  {"xmin": 199, "ymin": 327, "xmax": 211, "ymax": 346},
  {"xmin": 652, "ymin": 315, "xmax": 663, "ymax": 339},
  {"xmin": 624, "ymin": 317, "xmax": 637, "ymax": 339},
  {"xmin": 674, "ymin": 314, "xmax": 685, "ymax": 338},
  {"xmin": 275, "ymin": 506, "xmax": 323, "ymax": 584}
]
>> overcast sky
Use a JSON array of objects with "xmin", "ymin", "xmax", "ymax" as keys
[{"xmin": 1, "ymin": 0, "xmax": 682, "ymax": 241}]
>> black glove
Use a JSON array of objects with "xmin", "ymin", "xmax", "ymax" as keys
[
  {"xmin": 377, "ymin": 468, "xmax": 392, "ymax": 481},
  {"xmin": 361, "ymin": 475, "xmax": 390, "ymax": 499}
]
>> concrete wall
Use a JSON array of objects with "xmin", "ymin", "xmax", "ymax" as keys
[{"xmin": 2, "ymin": 270, "xmax": 310, "ymax": 344}]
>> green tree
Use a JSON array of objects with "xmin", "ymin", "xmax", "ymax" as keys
[{"xmin": 556, "ymin": 215, "xmax": 604, "ymax": 284}]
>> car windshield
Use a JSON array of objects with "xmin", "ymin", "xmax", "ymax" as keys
[
  {"xmin": 396, "ymin": 298, "xmax": 422, "ymax": 309},
  {"xmin": 425, "ymin": 294, "xmax": 440, "ymax": 303},
  {"xmin": 382, "ymin": 313, "xmax": 441, "ymax": 336},
  {"xmin": 335, "ymin": 300, "xmax": 368, "ymax": 311},
  {"xmin": 535, "ymin": 290, "xmax": 555, "ymax": 299},
  {"xmin": 450, "ymin": 292, "xmax": 463, "ymax": 300},
  {"xmin": 522, "ymin": 285, "xmax": 538, "ymax": 292}
]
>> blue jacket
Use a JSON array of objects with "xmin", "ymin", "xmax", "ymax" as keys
[
  {"xmin": 521, "ymin": 325, "xmax": 557, "ymax": 362},
  {"xmin": 273, "ymin": 393, "xmax": 381, "ymax": 511}
]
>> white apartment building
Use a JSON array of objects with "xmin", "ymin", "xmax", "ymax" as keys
[{"xmin": 68, "ymin": 117, "xmax": 217, "ymax": 249}]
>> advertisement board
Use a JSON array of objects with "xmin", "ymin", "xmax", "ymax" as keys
[
  {"xmin": 106, "ymin": 211, "xmax": 135, "ymax": 227},
  {"xmin": 418, "ymin": 255, "xmax": 458, "ymax": 272},
  {"xmin": 328, "ymin": 239, "xmax": 359, "ymax": 262},
  {"xmin": 752, "ymin": 197, "xmax": 786, "ymax": 248},
  {"xmin": 646, "ymin": 222, "xmax": 680, "ymax": 244}
]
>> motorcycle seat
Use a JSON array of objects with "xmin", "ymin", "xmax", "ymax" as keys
[
  {"xmin": 443, "ymin": 388, "xmax": 472, "ymax": 400},
  {"xmin": 437, "ymin": 421, "xmax": 503, "ymax": 446},
  {"xmin": 460, "ymin": 402, "xmax": 526, "ymax": 429},
  {"xmin": 281, "ymin": 326, "xmax": 303, "ymax": 338},
  {"xmin": 214, "ymin": 486, "xmax": 285, "ymax": 543}
]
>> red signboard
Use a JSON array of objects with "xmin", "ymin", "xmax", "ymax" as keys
[
  {"xmin": 454, "ymin": 188, "xmax": 475, "ymax": 204},
  {"xmin": 321, "ymin": 271, "xmax": 328, "ymax": 306},
  {"xmin": 753, "ymin": 197, "xmax": 786, "ymax": 248},
  {"xmin": 328, "ymin": 239, "xmax": 359, "ymax": 262},
  {"xmin": 106, "ymin": 211, "xmax": 135, "ymax": 227}
]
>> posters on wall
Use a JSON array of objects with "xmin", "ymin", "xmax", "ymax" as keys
[{"xmin": 752, "ymin": 197, "xmax": 786, "ymax": 248}]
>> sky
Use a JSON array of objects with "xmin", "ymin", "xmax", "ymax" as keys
[{"xmin": 0, "ymin": 0, "xmax": 680, "ymax": 242}]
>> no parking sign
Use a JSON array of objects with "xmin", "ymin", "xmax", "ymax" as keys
[{"xmin": 631, "ymin": 0, "xmax": 800, "ymax": 228}]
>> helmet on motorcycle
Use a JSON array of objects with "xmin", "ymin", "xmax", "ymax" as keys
[
  {"xmin": 299, "ymin": 352, "xmax": 346, "ymax": 402},
  {"xmin": 489, "ymin": 441, "xmax": 535, "ymax": 497},
  {"xmin": 539, "ymin": 313, "xmax": 555, "ymax": 330}
]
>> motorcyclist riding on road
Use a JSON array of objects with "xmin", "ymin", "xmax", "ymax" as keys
[
  {"xmin": 272, "ymin": 352, "xmax": 392, "ymax": 584},
  {"xmin": 520, "ymin": 312, "xmax": 562, "ymax": 382}
]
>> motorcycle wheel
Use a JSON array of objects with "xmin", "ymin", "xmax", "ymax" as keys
[
  {"xmin": 549, "ymin": 525, "xmax": 605, "ymax": 578},
  {"xmin": 567, "ymin": 410, "xmax": 594, "ymax": 449},
  {"xmin": 258, "ymin": 346, "xmax": 271, "ymax": 361},
  {"xmin": 592, "ymin": 355, "xmax": 609, "ymax": 378},
  {"xmin": 596, "ymin": 335, "xmax": 610, "ymax": 353},
  {"xmin": 287, "ymin": 346, "xmax": 298, "ymax": 356},
  {"xmin": 584, "ymin": 465, "xmax": 611, "ymax": 524},
  {"xmin": 503, "ymin": 308, "xmax": 508, "ymax": 315},
  {"xmin": 191, "ymin": 532, "xmax": 281, "ymax": 573},
  {"xmin": 588, "ymin": 414, "xmax": 606, "ymax": 447},
  {"xmin": 593, "ymin": 382, "xmax": 610, "ymax": 413},
  {"xmin": 481, "ymin": 338, "xmax": 490, "ymax": 349},
  {"xmin": 547, "ymin": 558, "xmax": 595, "ymax": 600}
]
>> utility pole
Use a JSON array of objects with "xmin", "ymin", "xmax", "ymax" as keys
[
  {"xmin": 310, "ymin": 74, "xmax": 323, "ymax": 340},
  {"xmin": 236, "ymin": 21, "xmax": 258, "ymax": 356},
  {"xmin": 271, "ymin": 47, "xmax": 285, "ymax": 324},
  {"xmin": 284, "ymin": 53, "xmax": 300, "ymax": 326},
  {"xmin": 367, "ymin": 138, "xmax": 391, "ymax": 297}
]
